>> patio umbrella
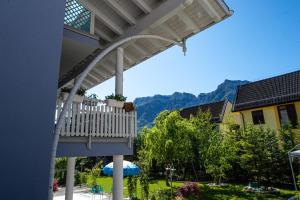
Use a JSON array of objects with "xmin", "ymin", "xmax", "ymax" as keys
[{"xmin": 102, "ymin": 160, "xmax": 140, "ymax": 176}]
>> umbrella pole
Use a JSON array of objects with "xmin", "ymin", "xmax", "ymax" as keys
[{"xmin": 289, "ymin": 154, "xmax": 297, "ymax": 191}]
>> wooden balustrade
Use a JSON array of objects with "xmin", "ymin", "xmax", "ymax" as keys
[{"xmin": 56, "ymin": 99, "xmax": 137, "ymax": 138}]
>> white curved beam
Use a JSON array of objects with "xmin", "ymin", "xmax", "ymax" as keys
[{"xmin": 48, "ymin": 35, "xmax": 184, "ymax": 200}]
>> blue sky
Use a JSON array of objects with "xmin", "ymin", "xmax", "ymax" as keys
[{"xmin": 89, "ymin": 0, "xmax": 300, "ymax": 101}]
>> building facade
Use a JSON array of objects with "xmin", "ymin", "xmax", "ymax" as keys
[{"xmin": 232, "ymin": 70, "xmax": 300, "ymax": 138}]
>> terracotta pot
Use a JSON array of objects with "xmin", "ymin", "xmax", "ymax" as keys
[{"xmin": 124, "ymin": 102, "xmax": 135, "ymax": 112}]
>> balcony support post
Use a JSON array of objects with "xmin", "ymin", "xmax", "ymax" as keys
[
  {"xmin": 65, "ymin": 157, "xmax": 76, "ymax": 200},
  {"xmin": 115, "ymin": 47, "xmax": 124, "ymax": 95},
  {"xmin": 113, "ymin": 47, "xmax": 124, "ymax": 200}
]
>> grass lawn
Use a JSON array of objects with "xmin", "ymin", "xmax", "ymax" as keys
[{"xmin": 87, "ymin": 176, "xmax": 296, "ymax": 199}]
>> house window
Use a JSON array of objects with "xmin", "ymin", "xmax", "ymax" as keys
[
  {"xmin": 252, "ymin": 110, "xmax": 265, "ymax": 125},
  {"xmin": 278, "ymin": 104, "xmax": 298, "ymax": 128}
]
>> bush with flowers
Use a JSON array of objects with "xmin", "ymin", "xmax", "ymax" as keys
[
  {"xmin": 53, "ymin": 179, "xmax": 59, "ymax": 192},
  {"xmin": 176, "ymin": 182, "xmax": 201, "ymax": 199}
]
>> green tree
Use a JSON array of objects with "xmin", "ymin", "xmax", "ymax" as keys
[
  {"xmin": 238, "ymin": 125, "xmax": 282, "ymax": 182},
  {"xmin": 142, "ymin": 111, "xmax": 194, "ymax": 184},
  {"xmin": 204, "ymin": 130, "xmax": 236, "ymax": 184}
]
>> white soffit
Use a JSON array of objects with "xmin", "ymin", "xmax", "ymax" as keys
[{"xmin": 66, "ymin": 0, "xmax": 232, "ymax": 89}]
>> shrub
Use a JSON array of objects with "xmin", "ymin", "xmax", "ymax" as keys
[
  {"xmin": 177, "ymin": 182, "xmax": 201, "ymax": 198},
  {"xmin": 127, "ymin": 176, "xmax": 138, "ymax": 199},
  {"xmin": 75, "ymin": 172, "xmax": 88, "ymax": 187}
]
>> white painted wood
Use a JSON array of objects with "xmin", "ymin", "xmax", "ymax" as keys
[
  {"xmin": 132, "ymin": 0, "xmax": 152, "ymax": 14},
  {"xmin": 95, "ymin": 27, "xmax": 114, "ymax": 42},
  {"xmin": 92, "ymin": 105, "xmax": 96, "ymax": 136},
  {"xmin": 78, "ymin": 0, "xmax": 124, "ymax": 35},
  {"xmin": 122, "ymin": 109, "xmax": 125, "ymax": 137},
  {"xmin": 135, "ymin": 111, "xmax": 138, "ymax": 137},
  {"xmin": 131, "ymin": 112, "xmax": 134, "ymax": 138},
  {"xmin": 96, "ymin": 106, "xmax": 100, "ymax": 136},
  {"xmin": 116, "ymin": 108, "xmax": 119, "ymax": 137},
  {"xmin": 100, "ymin": 105, "xmax": 104, "ymax": 136},
  {"xmin": 113, "ymin": 155, "xmax": 123, "ymax": 200},
  {"xmin": 108, "ymin": 106, "xmax": 112, "ymax": 137},
  {"xmin": 75, "ymin": 104, "xmax": 81, "ymax": 136},
  {"xmin": 90, "ymin": 12, "xmax": 95, "ymax": 34},
  {"xmin": 71, "ymin": 103, "xmax": 76, "ymax": 136},
  {"xmin": 57, "ymin": 99, "xmax": 63, "ymax": 135},
  {"xmin": 85, "ymin": 105, "xmax": 89, "ymax": 136},
  {"xmin": 66, "ymin": 104, "xmax": 71, "ymax": 136},
  {"xmin": 87, "ymin": 72, "xmax": 102, "ymax": 83},
  {"xmin": 80, "ymin": 105, "xmax": 85, "ymax": 136},
  {"xmin": 197, "ymin": 0, "xmax": 222, "ymax": 22},
  {"xmin": 104, "ymin": 106, "xmax": 108, "ymax": 137},
  {"xmin": 112, "ymin": 108, "xmax": 115, "ymax": 136},
  {"xmin": 104, "ymin": 0, "xmax": 136, "ymax": 25},
  {"xmin": 160, "ymin": 24, "xmax": 181, "ymax": 41},
  {"xmin": 65, "ymin": 157, "xmax": 76, "ymax": 200},
  {"xmin": 57, "ymin": 102, "xmax": 138, "ymax": 139},
  {"xmin": 125, "ymin": 112, "xmax": 129, "ymax": 137},
  {"xmin": 115, "ymin": 47, "xmax": 124, "ymax": 95},
  {"xmin": 177, "ymin": 11, "xmax": 198, "ymax": 33},
  {"xmin": 131, "ymin": 43, "xmax": 149, "ymax": 56},
  {"xmin": 93, "ymin": 66, "xmax": 110, "ymax": 79}
]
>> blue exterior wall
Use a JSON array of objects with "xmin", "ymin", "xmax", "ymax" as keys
[
  {"xmin": 0, "ymin": 0, "xmax": 65, "ymax": 199},
  {"xmin": 57, "ymin": 142, "xmax": 133, "ymax": 157}
]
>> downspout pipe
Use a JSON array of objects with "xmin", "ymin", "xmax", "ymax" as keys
[{"xmin": 48, "ymin": 34, "xmax": 186, "ymax": 200}]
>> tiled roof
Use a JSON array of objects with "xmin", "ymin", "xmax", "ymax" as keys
[
  {"xmin": 180, "ymin": 100, "xmax": 227, "ymax": 123},
  {"xmin": 232, "ymin": 70, "xmax": 300, "ymax": 111}
]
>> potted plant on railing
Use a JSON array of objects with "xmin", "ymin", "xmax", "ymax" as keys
[
  {"xmin": 60, "ymin": 87, "xmax": 86, "ymax": 103},
  {"xmin": 83, "ymin": 93, "xmax": 99, "ymax": 106},
  {"xmin": 105, "ymin": 93, "xmax": 127, "ymax": 108}
]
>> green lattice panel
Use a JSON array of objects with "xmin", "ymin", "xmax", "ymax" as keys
[{"xmin": 64, "ymin": 0, "xmax": 91, "ymax": 33}]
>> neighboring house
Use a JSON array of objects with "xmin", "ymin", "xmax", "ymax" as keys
[
  {"xmin": 180, "ymin": 100, "xmax": 233, "ymax": 131},
  {"xmin": 232, "ymin": 70, "xmax": 300, "ymax": 135}
]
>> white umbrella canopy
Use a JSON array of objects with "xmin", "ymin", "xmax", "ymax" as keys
[{"xmin": 102, "ymin": 160, "xmax": 140, "ymax": 176}]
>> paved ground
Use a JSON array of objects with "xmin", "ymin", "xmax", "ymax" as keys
[{"xmin": 54, "ymin": 186, "xmax": 111, "ymax": 200}]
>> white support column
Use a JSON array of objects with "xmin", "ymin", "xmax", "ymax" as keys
[
  {"xmin": 113, "ymin": 47, "xmax": 124, "ymax": 200},
  {"xmin": 115, "ymin": 47, "xmax": 123, "ymax": 95},
  {"xmin": 65, "ymin": 157, "xmax": 76, "ymax": 200},
  {"xmin": 113, "ymin": 155, "xmax": 124, "ymax": 200}
]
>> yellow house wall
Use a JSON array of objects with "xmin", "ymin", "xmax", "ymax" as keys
[
  {"xmin": 233, "ymin": 101, "xmax": 300, "ymax": 143},
  {"xmin": 241, "ymin": 106, "xmax": 279, "ymax": 130},
  {"xmin": 220, "ymin": 102, "xmax": 235, "ymax": 132}
]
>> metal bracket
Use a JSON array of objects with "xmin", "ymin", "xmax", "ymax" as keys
[{"xmin": 182, "ymin": 38, "xmax": 187, "ymax": 56}]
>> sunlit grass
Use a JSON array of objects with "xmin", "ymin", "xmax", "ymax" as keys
[{"xmin": 86, "ymin": 176, "xmax": 296, "ymax": 199}]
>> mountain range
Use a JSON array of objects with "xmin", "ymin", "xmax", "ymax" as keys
[{"xmin": 133, "ymin": 79, "xmax": 250, "ymax": 129}]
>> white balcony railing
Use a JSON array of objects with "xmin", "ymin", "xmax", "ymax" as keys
[{"xmin": 56, "ymin": 98, "xmax": 137, "ymax": 139}]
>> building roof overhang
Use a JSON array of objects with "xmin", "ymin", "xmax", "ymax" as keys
[
  {"xmin": 232, "ymin": 70, "xmax": 300, "ymax": 112},
  {"xmin": 60, "ymin": 0, "xmax": 233, "ymax": 89}
]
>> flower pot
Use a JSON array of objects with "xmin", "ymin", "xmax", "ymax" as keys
[
  {"xmin": 124, "ymin": 102, "xmax": 135, "ymax": 112},
  {"xmin": 61, "ymin": 92, "xmax": 84, "ymax": 103},
  {"xmin": 105, "ymin": 99, "xmax": 124, "ymax": 108}
]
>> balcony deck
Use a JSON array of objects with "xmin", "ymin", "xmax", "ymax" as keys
[{"xmin": 56, "ymin": 96, "xmax": 137, "ymax": 157}]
